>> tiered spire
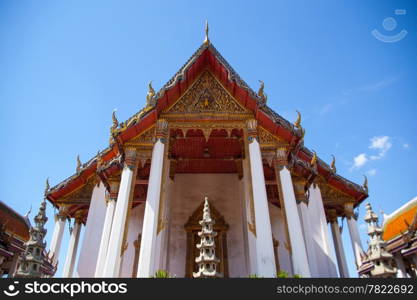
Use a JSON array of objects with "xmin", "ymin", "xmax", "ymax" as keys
[
  {"xmin": 15, "ymin": 196, "xmax": 49, "ymax": 278},
  {"xmin": 193, "ymin": 197, "xmax": 222, "ymax": 278},
  {"xmin": 362, "ymin": 202, "xmax": 396, "ymax": 278}
]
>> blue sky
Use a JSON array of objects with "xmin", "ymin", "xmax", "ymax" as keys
[{"xmin": 1, "ymin": 0, "xmax": 416, "ymax": 277}]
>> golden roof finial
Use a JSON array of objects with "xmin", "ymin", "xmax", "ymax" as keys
[
  {"xmin": 363, "ymin": 175, "xmax": 368, "ymax": 193},
  {"xmin": 257, "ymin": 80, "xmax": 267, "ymax": 104},
  {"xmin": 294, "ymin": 110, "xmax": 302, "ymax": 129},
  {"xmin": 146, "ymin": 81, "xmax": 155, "ymax": 106},
  {"xmin": 76, "ymin": 155, "xmax": 82, "ymax": 174},
  {"xmin": 257, "ymin": 80, "xmax": 264, "ymax": 96},
  {"xmin": 111, "ymin": 109, "xmax": 119, "ymax": 132},
  {"xmin": 204, "ymin": 20, "xmax": 209, "ymax": 44},
  {"xmin": 300, "ymin": 127, "xmax": 306, "ymax": 140},
  {"xmin": 330, "ymin": 154, "xmax": 336, "ymax": 173},
  {"xmin": 44, "ymin": 178, "xmax": 50, "ymax": 197},
  {"xmin": 310, "ymin": 151, "xmax": 317, "ymax": 167}
]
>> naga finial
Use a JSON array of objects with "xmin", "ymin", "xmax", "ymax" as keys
[
  {"xmin": 330, "ymin": 154, "xmax": 337, "ymax": 173},
  {"xmin": 300, "ymin": 127, "xmax": 306, "ymax": 140},
  {"xmin": 76, "ymin": 155, "xmax": 82, "ymax": 173},
  {"xmin": 44, "ymin": 178, "xmax": 50, "ymax": 196},
  {"xmin": 294, "ymin": 110, "xmax": 302, "ymax": 129},
  {"xmin": 310, "ymin": 151, "xmax": 317, "ymax": 167},
  {"xmin": 111, "ymin": 109, "xmax": 119, "ymax": 132},
  {"xmin": 146, "ymin": 81, "xmax": 155, "ymax": 107},
  {"xmin": 204, "ymin": 20, "xmax": 209, "ymax": 44},
  {"xmin": 257, "ymin": 80, "xmax": 267, "ymax": 103},
  {"xmin": 363, "ymin": 175, "xmax": 368, "ymax": 194}
]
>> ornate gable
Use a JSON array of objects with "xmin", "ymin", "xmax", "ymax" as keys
[{"xmin": 165, "ymin": 70, "xmax": 248, "ymax": 115}]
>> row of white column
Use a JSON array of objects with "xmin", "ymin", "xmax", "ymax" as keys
[
  {"xmin": 245, "ymin": 120, "xmax": 363, "ymax": 278},
  {"xmin": 49, "ymin": 118, "xmax": 364, "ymax": 278},
  {"xmin": 48, "ymin": 210, "xmax": 83, "ymax": 278}
]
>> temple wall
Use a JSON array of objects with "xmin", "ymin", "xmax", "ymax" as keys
[
  {"xmin": 167, "ymin": 174, "xmax": 246, "ymax": 277},
  {"xmin": 76, "ymin": 182, "xmax": 107, "ymax": 277},
  {"xmin": 269, "ymin": 203, "xmax": 293, "ymax": 275},
  {"xmin": 119, "ymin": 203, "xmax": 145, "ymax": 277}
]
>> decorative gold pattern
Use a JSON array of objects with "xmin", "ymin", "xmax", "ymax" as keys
[
  {"xmin": 167, "ymin": 70, "xmax": 246, "ymax": 114},
  {"xmin": 258, "ymin": 126, "xmax": 288, "ymax": 148},
  {"xmin": 320, "ymin": 183, "xmax": 356, "ymax": 209},
  {"xmin": 57, "ymin": 178, "xmax": 95, "ymax": 205},
  {"xmin": 125, "ymin": 127, "xmax": 156, "ymax": 148}
]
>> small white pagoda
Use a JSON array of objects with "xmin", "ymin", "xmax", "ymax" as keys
[{"xmin": 193, "ymin": 197, "xmax": 222, "ymax": 278}]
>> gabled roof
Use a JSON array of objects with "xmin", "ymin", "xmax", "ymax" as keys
[
  {"xmin": 0, "ymin": 200, "xmax": 30, "ymax": 241},
  {"xmin": 46, "ymin": 40, "xmax": 368, "ymax": 207},
  {"xmin": 383, "ymin": 196, "xmax": 417, "ymax": 241}
]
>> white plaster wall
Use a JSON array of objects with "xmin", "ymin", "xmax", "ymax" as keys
[
  {"xmin": 269, "ymin": 203, "xmax": 292, "ymax": 275},
  {"xmin": 119, "ymin": 203, "xmax": 145, "ymax": 277},
  {"xmin": 167, "ymin": 174, "xmax": 246, "ymax": 277},
  {"xmin": 77, "ymin": 182, "xmax": 107, "ymax": 277}
]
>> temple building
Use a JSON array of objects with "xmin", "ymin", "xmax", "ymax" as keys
[
  {"xmin": 44, "ymin": 26, "xmax": 368, "ymax": 278},
  {"xmin": 360, "ymin": 197, "xmax": 417, "ymax": 278},
  {"xmin": 0, "ymin": 199, "xmax": 55, "ymax": 278}
]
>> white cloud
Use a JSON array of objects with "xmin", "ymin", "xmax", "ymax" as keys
[
  {"xmin": 367, "ymin": 169, "xmax": 377, "ymax": 176},
  {"xmin": 369, "ymin": 136, "xmax": 392, "ymax": 160},
  {"xmin": 350, "ymin": 136, "xmax": 392, "ymax": 171},
  {"xmin": 352, "ymin": 153, "xmax": 368, "ymax": 169},
  {"xmin": 403, "ymin": 143, "xmax": 410, "ymax": 149}
]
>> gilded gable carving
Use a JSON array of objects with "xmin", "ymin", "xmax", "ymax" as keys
[
  {"xmin": 167, "ymin": 70, "xmax": 246, "ymax": 114},
  {"xmin": 319, "ymin": 183, "xmax": 355, "ymax": 206},
  {"xmin": 125, "ymin": 127, "xmax": 155, "ymax": 147},
  {"xmin": 258, "ymin": 126, "xmax": 287, "ymax": 147}
]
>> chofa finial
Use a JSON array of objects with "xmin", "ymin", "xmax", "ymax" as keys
[
  {"xmin": 257, "ymin": 80, "xmax": 267, "ymax": 103},
  {"xmin": 204, "ymin": 20, "xmax": 209, "ymax": 44},
  {"xmin": 294, "ymin": 110, "xmax": 302, "ymax": 129},
  {"xmin": 330, "ymin": 154, "xmax": 337, "ymax": 173},
  {"xmin": 363, "ymin": 175, "xmax": 368, "ymax": 194},
  {"xmin": 310, "ymin": 151, "xmax": 317, "ymax": 167},
  {"xmin": 111, "ymin": 109, "xmax": 119, "ymax": 132},
  {"xmin": 146, "ymin": 81, "xmax": 155, "ymax": 107},
  {"xmin": 76, "ymin": 155, "xmax": 82, "ymax": 173},
  {"xmin": 44, "ymin": 178, "xmax": 50, "ymax": 197}
]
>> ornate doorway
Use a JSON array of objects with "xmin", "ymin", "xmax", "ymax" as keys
[{"xmin": 184, "ymin": 201, "xmax": 229, "ymax": 277}]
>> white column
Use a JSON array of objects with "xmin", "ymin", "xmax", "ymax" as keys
[
  {"xmin": 292, "ymin": 177, "xmax": 318, "ymax": 276},
  {"xmin": 102, "ymin": 148, "xmax": 138, "ymax": 277},
  {"xmin": 298, "ymin": 202, "xmax": 319, "ymax": 276},
  {"xmin": 345, "ymin": 202, "xmax": 364, "ymax": 270},
  {"xmin": 94, "ymin": 180, "xmax": 119, "ymax": 277},
  {"xmin": 137, "ymin": 119, "xmax": 168, "ymax": 278},
  {"xmin": 310, "ymin": 185, "xmax": 338, "ymax": 277},
  {"xmin": 241, "ymin": 155, "xmax": 258, "ymax": 275},
  {"xmin": 394, "ymin": 252, "xmax": 408, "ymax": 278},
  {"xmin": 274, "ymin": 146, "xmax": 310, "ymax": 277},
  {"xmin": 329, "ymin": 211, "xmax": 349, "ymax": 278},
  {"xmin": 246, "ymin": 119, "xmax": 276, "ymax": 278},
  {"xmin": 62, "ymin": 215, "xmax": 82, "ymax": 278},
  {"xmin": 49, "ymin": 209, "xmax": 67, "ymax": 264}
]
